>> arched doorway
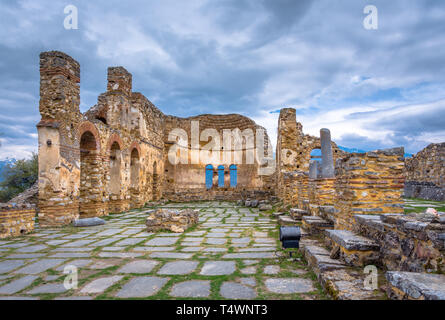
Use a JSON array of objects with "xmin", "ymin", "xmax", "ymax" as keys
[
  {"xmin": 152, "ymin": 161, "xmax": 158, "ymax": 200},
  {"xmin": 205, "ymin": 165, "xmax": 213, "ymax": 189},
  {"xmin": 79, "ymin": 131, "xmax": 100, "ymax": 216},
  {"xmin": 229, "ymin": 164, "xmax": 237, "ymax": 187},
  {"xmin": 217, "ymin": 165, "xmax": 225, "ymax": 187},
  {"xmin": 130, "ymin": 148, "xmax": 140, "ymax": 207},
  {"xmin": 109, "ymin": 141, "xmax": 122, "ymax": 200}
]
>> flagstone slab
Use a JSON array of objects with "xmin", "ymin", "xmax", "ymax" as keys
[
  {"xmin": 239, "ymin": 277, "xmax": 257, "ymax": 287},
  {"xmin": 15, "ymin": 245, "xmax": 48, "ymax": 253},
  {"xmin": 90, "ymin": 238, "xmax": 118, "ymax": 247},
  {"xmin": 206, "ymin": 238, "xmax": 227, "ymax": 245},
  {"xmin": 55, "ymin": 259, "xmax": 93, "ymax": 271},
  {"xmin": 5, "ymin": 254, "xmax": 46, "ymax": 259},
  {"xmin": 220, "ymin": 282, "xmax": 257, "ymax": 299},
  {"xmin": 80, "ymin": 276, "xmax": 123, "ymax": 294},
  {"xmin": 231, "ymin": 237, "xmax": 251, "ymax": 244},
  {"xmin": 0, "ymin": 260, "xmax": 25, "ymax": 274},
  {"xmin": 53, "ymin": 247, "xmax": 94, "ymax": 252},
  {"xmin": 158, "ymin": 261, "xmax": 199, "ymax": 275},
  {"xmin": 150, "ymin": 252, "xmax": 193, "ymax": 259},
  {"xmin": 118, "ymin": 260, "xmax": 159, "ymax": 274},
  {"xmin": 181, "ymin": 247, "xmax": 203, "ymax": 252},
  {"xmin": 98, "ymin": 252, "xmax": 142, "ymax": 258},
  {"xmin": 132, "ymin": 246, "xmax": 175, "ymax": 252},
  {"xmin": 50, "ymin": 252, "xmax": 90, "ymax": 258},
  {"xmin": 115, "ymin": 276, "xmax": 168, "ymax": 298},
  {"xmin": 0, "ymin": 275, "xmax": 38, "ymax": 294},
  {"xmin": 264, "ymin": 265, "xmax": 280, "ymax": 275},
  {"xmin": 145, "ymin": 237, "xmax": 179, "ymax": 246},
  {"xmin": 27, "ymin": 283, "xmax": 68, "ymax": 294},
  {"xmin": 114, "ymin": 238, "xmax": 144, "ymax": 246},
  {"xmin": 200, "ymin": 261, "xmax": 236, "ymax": 275},
  {"xmin": 60, "ymin": 240, "xmax": 96, "ymax": 247},
  {"xmin": 264, "ymin": 278, "xmax": 314, "ymax": 294},
  {"xmin": 241, "ymin": 266, "xmax": 257, "ymax": 275},
  {"xmin": 170, "ymin": 280, "xmax": 210, "ymax": 298},
  {"xmin": 14, "ymin": 259, "xmax": 66, "ymax": 274},
  {"xmin": 223, "ymin": 252, "xmax": 275, "ymax": 259}
]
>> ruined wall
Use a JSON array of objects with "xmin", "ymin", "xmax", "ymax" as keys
[
  {"xmin": 333, "ymin": 148, "xmax": 405, "ymax": 230},
  {"xmin": 37, "ymin": 51, "xmax": 165, "ymax": 226},
  {"xmin": 162, "ymin": 114, "xmax": 274, "ymax": 201},
  {"xmin": 37, "ymin": 50, "xmax": 275, "ymax": 227},
  {"xmin": 0, "ymin": 204, "xmax": 35, "ymax": 238},
  {"xmin": 276, "ymin": 108, "xmax": 344, "ymax": 206},
  {"xmin": 354, "ymin": 214, "xmax": 445, "ymax": 273},
  {"xmin": 404, "ymin": 142, "xmax": 445, "ymax": 201}
]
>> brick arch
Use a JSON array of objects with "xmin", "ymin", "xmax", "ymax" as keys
[
  {"xmin": 106, "ymin": 133, "xmax": 124, "ymax": 152},
  {"xmin": 129, "ymin": 141, "xmax": 141, "ymax": 157},
  {"xmin": 77, "ymin": 121, "xmax": 101, "ymax": 151}
]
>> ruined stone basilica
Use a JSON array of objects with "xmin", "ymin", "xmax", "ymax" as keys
[{"xmin": 0, "ymin": 51, "xmax": 444, "ymax": 300}]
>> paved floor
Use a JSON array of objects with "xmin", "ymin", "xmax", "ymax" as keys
[{"xmin": 0, "ymin": 202, "xmax": 327, "ymax": 300}]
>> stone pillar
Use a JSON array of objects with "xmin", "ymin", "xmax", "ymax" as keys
[
  {"xmin": 37, "ymin": 51, "xmax": 82, "ymax": 227},
  {"xmin": 309, "ymin": 160, "xmax": 318, "ymax": 179},
  {"xmin": 320, "ymin": 128, "xmax": 334, "ymax": 178}
]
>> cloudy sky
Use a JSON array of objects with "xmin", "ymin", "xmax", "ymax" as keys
[{"xmin": 1, "ymin": 0, "xmax": 445, "ymax": 159}]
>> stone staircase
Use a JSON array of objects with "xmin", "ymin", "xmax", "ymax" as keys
[
  {"xmin": 298, "ymin": 212, "xmax": 445, "ymax": 300},
  {"xmin": 298, "ymin": 212, "xmax": 387, "ymax": 300},
  {"xmin": 301, "ymin": 216, "xmax": 334, "ymax": 234}
]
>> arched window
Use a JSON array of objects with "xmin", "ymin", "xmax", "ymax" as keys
[
  {"xmin": 229, "ymin": 164, "xmax": 237, "ymax": 187},
  {"xmin": 205, "ymin": 165, "xmax": 213, "ymax": 189},
  {"xmin": 218, "ymin": 165, "xmax": 225, "ymax": 187},
  {"xmin": 310, "ymin": 148, "xmax": 322, "ymax": 163}
]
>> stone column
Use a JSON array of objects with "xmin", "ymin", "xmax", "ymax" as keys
[
  {"xmin": 320, "ymin": 128, "xmax": 335, "ymax": 178},
  {"xmin": 309, "ymin": 160, "xmax": 318, "ymax": 179}
]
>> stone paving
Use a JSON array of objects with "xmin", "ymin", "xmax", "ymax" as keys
[{"xmin": 0, "ymin": 202, "xmax": 327, "ymax": 300}]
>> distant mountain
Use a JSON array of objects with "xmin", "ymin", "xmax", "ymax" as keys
[
  {"xmin": 338, "ymin": 146, "xmax": 367, "ymax": 154},
  {"xmin": 338, "ymin": 146, "xmax": 412, "ymax": 158},
  {"xmin": 0, "ymin": 158, "xmax": 16, "ymax": 182}
]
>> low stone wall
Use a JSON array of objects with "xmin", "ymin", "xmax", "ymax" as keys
[
  {"xmin": 0, "ymin": 204, "xmax": 35, "ymax": 238},
  {"xmin": 162, "ymin": 188, "xmax": 273, "ymax": 202},
  {"xmin": 146, "ymin": 208, "xmax": 199, "ymax": 233},
  {"xmin": 404, "ymin": 181, "xmax": 445, "ymax": 201},
  {"xmin": 354, "ymin": 214, "xmax": 445, "ymax": 273},
  {"xmin": 404, "ymin": 142, "xmax": 444, "ymax": 201}
]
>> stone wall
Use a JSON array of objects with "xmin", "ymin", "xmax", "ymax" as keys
[
  {"xmin": 162, "ymin": 114, "xmax": 274, "ymax": 199},
  {"xmin": 354, "ymin": 214, "xmax": 445, "ymax": 273},
  {"xmin": 37, "ymin": 51, "xmax": 166, "ymax": 226},
  {"xmin": 404, "ymin": 142, "xmax": 445, "ymax": 201},
  {"xmin": 0, "ymin": 204, "xmax": 35, "ymax": 238},
  {"xmin": 36, "ymin": 51, "xmax": 276, "ymax": 227},
  {"xmin": 276, "ymin": 108, "xmax": 344, "ymax": 206},
  {"xmin": 333, "ymin": 148, "xmax": 405, "ymax": 230}
]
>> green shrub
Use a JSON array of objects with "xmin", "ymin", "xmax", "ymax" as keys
[{"xmin": 0, "ymin": 153, "xmax": 38, "ymax": 202}]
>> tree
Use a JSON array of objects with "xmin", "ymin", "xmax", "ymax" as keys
[{"xmin": 0, "ymin": 153, "xmax": 38, "ymax": 203}]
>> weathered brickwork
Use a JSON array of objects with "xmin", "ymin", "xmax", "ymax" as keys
[
  {"xmin": 405, "ymin": 142, "xmax": 445, "ymax": 201},
  {"xmin": 332, "ymin": 148, "xmax": 405, "ymax": 230},
  {"xmin": 37, "ymin": 51, "xmax": 274, "ymax": 226},
  {"xmin": 276, "ymin": 108, "xmax": 344, "ymax": 206},
  {"xmin": 162, "ymin": 114, "xmax": 274, "ymax": 201},
  {"xmin": 354, "ymin": 214, "xmax": 445, "ymax": 273},
  {"xmin": 0, "ymin": 204, "xmax": 35, "ymax": 238},
  {"xmin": 37, "ymin": 51, "xmax": 165, "ymax": 226}
]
